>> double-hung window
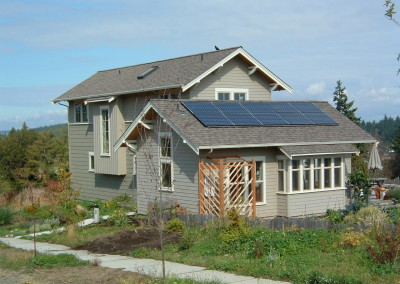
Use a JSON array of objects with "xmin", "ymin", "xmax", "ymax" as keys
[
  {"xmin": 88, "ymin": 152, "xmax": 95, "ymax": 172},
  {"xmin": 100, "ymin": 106, "xmax": 110, "ymax": 155},
  {"xmin": 159, "ymin": 133, "xmax": 173, "ymax": 191},
  {"xmin": 215, "ymin": 88, "xmax": 249, "ymax": 101},
  {"xmin": 277, "ymin": 156, "xmax": 344, "ymax": 193},
  {"xmin": 75, "ymin": 103, "xmax": 88, "ymax": 123}
]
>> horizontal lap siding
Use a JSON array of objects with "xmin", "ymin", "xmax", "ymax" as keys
[
  {"xmin": 189, "ymin": 57, "xmax": 272, "ymax": 101},
  {"xmin": 69, "ymin": 123, "xmax": 136, "ymax": 203},
  {"xmin": 286, "ymin": 190, "xmax": 346, "ymax": 217},
  {"xmin": 136, "ymin": 129, "xmax": 199, "ymax": 214}
]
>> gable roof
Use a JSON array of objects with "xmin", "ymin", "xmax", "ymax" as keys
[
  {"xmin": 53, "ymin": 47, "xmax": 293, "ymax": 103},
  {"xmin": 115, "ymin": 100, "xmax": 375, "ymax": 155}
]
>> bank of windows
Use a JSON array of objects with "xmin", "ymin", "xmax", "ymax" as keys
[
  {"xmin": 277, "ymin": 157, "xmax": 344, "ymax": 193},
  {"xmin": 215, "ymin": 88, "xmax": 248, "ymax": 101},
  {"xmin": 159, "ymin": 133, "xmax": 173, "ymax": 191},
  {"xmin": 74, "ymin": 103, "xmax": 88, "ymax": 123},
  {"xmin": 100, "ymin": 106, "xmax": 110, "ymax": 155}
]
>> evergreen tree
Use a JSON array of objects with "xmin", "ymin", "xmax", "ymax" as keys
[
  {"xmin": 393, "ymin": 125, "xmax": 400, "ymax": 154},
  {"xmin": 333, "ymin": 80, "xmax": 360, "ymax": 125}
]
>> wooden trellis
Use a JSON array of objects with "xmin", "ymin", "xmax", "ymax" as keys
[{"xmin": 199, "ymin": 156, "xmax": 256, "ymax": 217}]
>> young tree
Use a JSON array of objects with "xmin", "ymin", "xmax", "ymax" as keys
[
  {"xmin": 384, "ymin": 0, "xmax": 400, "ymax": 75},
  {"xmin": 333, "ymin": 80, "xmax": 360, "ymax": 125}
]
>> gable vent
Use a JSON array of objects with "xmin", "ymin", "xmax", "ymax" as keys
[{"xmin": 137, "ymin": 66, "xmax": 158, "ymax": 80}]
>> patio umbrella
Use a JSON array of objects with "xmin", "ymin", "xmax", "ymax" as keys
[{"xmin": 368, "ymin": 142, "xmax": 383, "ymax": 170}]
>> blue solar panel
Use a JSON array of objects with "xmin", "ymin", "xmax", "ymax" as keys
[
  {"xmin": 291, "ymin": 102, "xmax": 322, "ymax": 113},
  {"xmin": 268, "ymin": 102, "xmax": 299, "ymax": 113},
  {"xmin": 213, "ymin": 102, "xmax": 248, "ymax": 113},
  {"xmin": 279, "ymin": 113, "xmax": 314, "ymax": 125},
  {"xmin": 224, "ymin": 113, "xmax": 262, "ymax": 126},
  {"xmin": 195, "ymin": 114, "xmax": 234, "ymax": 126},
  {"xmin": 304, "ymin": 113, "xmax": 338, "ymax": 125},
  {"xmin": 241, "ymin": 102, "xmax": 274, "ymax": 113},
  {"xmin": 180, "ymin": 101, "xmax": 338, "ymax": 127},
  {"xmin": 253, "ymin": 113, "xmax": 288, "ymax": 125}
]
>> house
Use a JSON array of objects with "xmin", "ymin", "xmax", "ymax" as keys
[{"xmin": 52, "ymin": 46, "xmax": 375, "ymax": 217}]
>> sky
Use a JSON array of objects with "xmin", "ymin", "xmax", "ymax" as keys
[{"xmin": 0, "ymin": 0, "xmax": 399, "ymax": 130}]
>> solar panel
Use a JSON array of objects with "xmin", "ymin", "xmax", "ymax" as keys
[
  {"xmin": 268, "ymin": 102, "xmax": 299, "ymax": 113},
  {"xmin": 195, "ymin": 113, "xmax": 234, "ymax": 126},
  {"xmin": 241, "ymin": 102, "xmax": 274, "ymax": 113},
  {"xmin": 304, "ymin": 113, "xmax": 338, "ymax": 125},
  {"xmin": 180, "ymin": 101, "xmax": 338, "ymax": 127},
  {"xmin": 213, "ymin": 102, "xmax": 248, "ymax": 113},
  {"xmin": 278, "ymin": 113, "xmax": 314, "ymax": 125},
  {"xmin": 224, "ymin": 112, "xmax": 262, "ymax": 126},
  {"xmin": 253, "ymin": 113, "xmax": 288, "ymax": 125},
  {"xmin": 291, "ymin": 102, "xmax": 322, "ymax": 113}
]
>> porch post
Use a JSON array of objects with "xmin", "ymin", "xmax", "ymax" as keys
[
  {"xmin": 251, "ymin": 158, "xmax": 256, "ymax": 217},
  {"xmin": 218, "ymin": 159, "xmax": 225, "ymax": 217},
  {"xmin": 199, "ymin": 159, "xmax": 204, "ymax": 214}
]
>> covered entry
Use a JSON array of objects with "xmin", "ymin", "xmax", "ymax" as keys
[{"xmin": 199, "ymin": 156, "xmax": 256, "ymax": 217}]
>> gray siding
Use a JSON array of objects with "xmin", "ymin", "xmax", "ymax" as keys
[
  {"xmin": 136, "ymin": 124, "xmax": 199, "ymax": 214},
  {"xmin": 188, "ymin": 56, "xmax": 273, "ymax": 101},
  {"xmin": 284, "ymin": 189, "xmax": 346, "ymax": 217},
  {"xmin": 68, "ymin": 123, "xmax": 136, "ymax": 202},
  {"xmin": 92, "ymin": 100, "xmax": 126, "ymax": 175}
]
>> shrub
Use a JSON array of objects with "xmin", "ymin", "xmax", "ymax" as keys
[
  {"xmin": 343, "ymin": 206, "xmax": 388, "ymax": 231},
  {"xmin": 166, "ymin": 218, "xmax": 185, "ymax": 233},
  {"xmin": 178, "ymin": 230, "xmax": 196, "ymax": 251},
  {"xmin": 108, "ymin": 208, "xmax": 130, "ymax": 226},
  {"xmin": 336, "ymin": 230, "xmax": 368, "ymax": 248},
  {"xmin": 218, "ymin": 208, "xmax": 249, "ymax": 252},
  {"xmin": 385, "ymin": 187, "xmax": 400, "ymax": 202},
  {"xmin": 366, "ymin": 223, "xmax": 400, "ymax": 265},
  {"xmin": 0, "ymin": 207, "xmax": 13, "ymax": 225},
  {"xmin": 384, "ymin": 207, "xmax": 400, "ymax": 225},
  {"xmin": 324, "ymin": 209, "xmax": 345, "ymax": 223}
]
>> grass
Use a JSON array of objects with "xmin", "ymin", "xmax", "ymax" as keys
[{"xmin": 0, "ymin": 242, "xmax": 89, "ymax": 271}]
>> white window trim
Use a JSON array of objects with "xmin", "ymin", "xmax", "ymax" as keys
[
  {"xmin": 74, "ymin": 102, "xmax": 89, "ymax": 124},
  {"xmin": 215, "ymin": 88, "xmax": 249, "ymax": 101},
  {"xmin": 100, "ymin": 105, "xmax": 111, "ymax": 156},
  {"xmin": 158, "ymin": 132, "xmax": 173, "ymax": 191},
  {"xmin": 88, "ymin": 152, "xmax": 94, "ymax": 172},
  {"xmin": 278, "ymin": 155, "xmax": 345, "ymax": 194}
]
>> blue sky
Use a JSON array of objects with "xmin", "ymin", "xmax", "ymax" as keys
[{"xmin": 0, "ymin": 0, "xmax": 399, "ymax": 130}]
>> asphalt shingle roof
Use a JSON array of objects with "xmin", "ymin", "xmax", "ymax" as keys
[
  {"xmin": 280, "ymin": 144, "xmax": 359, "ymax": 158},
  {"xmin": 53, "ymin": 47, "xmax": 241, "ymax": 102},
  {"xmin": 150, "ymin": 100, "xmax": 375, "ymax": 149}
]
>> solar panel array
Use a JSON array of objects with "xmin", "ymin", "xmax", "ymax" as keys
[{"xmin": 181, "ymin": 101, "xmax": 338, "ymax": 127}]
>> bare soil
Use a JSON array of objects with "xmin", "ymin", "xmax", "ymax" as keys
[{"xmin": 77, "ymin": 228, "xmax": 181, "ymax": 255}]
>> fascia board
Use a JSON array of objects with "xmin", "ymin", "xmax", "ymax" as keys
[
  {"xmin": 182, "ymin": 48, "xmax": 293, "ymax": 93},
  {"xmin": 198, "ymin": 140, "xmax": 377, "ymax": 151},
  {"xmin": 114, "ymin": 102, "xmax": 199, "ymax": 155}
]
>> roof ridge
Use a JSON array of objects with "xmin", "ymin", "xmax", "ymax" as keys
[{"xmin": 98, "ymin": 46, "xmax": 242, "ymax": 73}]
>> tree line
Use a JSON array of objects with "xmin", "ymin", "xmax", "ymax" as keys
[{"xmin": 0, "ymin": 123, "xmax": 68, "ymax": 193}]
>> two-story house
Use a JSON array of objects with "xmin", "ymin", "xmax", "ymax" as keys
[{"xmin": 52, "ymin": 47, "xmax": 375, "ymax": 217}]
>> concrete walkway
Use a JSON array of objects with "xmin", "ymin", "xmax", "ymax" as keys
[{"xmin": 0, "ymin": 237, "xmax": 289, "ymax": 284}]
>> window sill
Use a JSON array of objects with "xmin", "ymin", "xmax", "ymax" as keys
[
  {"xmin": 88, "ymin": 170, "xmax": 94, "ymax": 173},
  {"xmin": 100, "ymin": 154, "xmax": 111, "ymax": 157},
  {"xmin": 276, "ymin": 187, "xmax": 346, "ymax": 195},
  {"xmin": 69, "ymin": 122, "xmax": 91, "ymax": 126},
  {"xmin": 160, "ymin": 188, "xmax": 173, "ymax": 193},
  {"xmin": 256, "ymin": 202, "xmax": 267, "ymax": 206}
]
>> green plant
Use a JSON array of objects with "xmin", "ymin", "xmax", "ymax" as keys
[
  {"xmin": 166, "ymin": 218, "xmax": 185, "ymax": 233},
  {"xmin": 105, "ymin": 194, "xmax": 135, "ymax": 211},
  {"xmin": 343, "ymin": 206, "xmax": 389, "ymax": 231},
  {"xmin": 336, "ymin": 230, "xmax": 368, "ymax": 248},
  {"xmin": 384, "ymin": 207, "xmax": 400, "ymax": 225},
  {"xmin": 108, "ymin": 208, "xmax": 130, "ymax": 226},
  {"xmin": 324, "ymin": 209, "xmax": 345, "ymax": 223},
  {"xmin": 30, "ymin": 253, "xmax": 89, "ymax": 268},
  {"xmin": 386, "ymin": 187, "xmax": 400, "ymax": 202},
  {"xmin": 178, "ymin": 230, "xmax": 196, "ymax": 251},
  {"xmin": 347, "ymin": 171, "xmax": 371, "ymax": 203},
  {"xmin": 305, "ymin": 271, "xmax": 363, "ymax": 284},
  {"xmin": 0, "ymin": 207, "xmax": 14, "ymax": 225}
]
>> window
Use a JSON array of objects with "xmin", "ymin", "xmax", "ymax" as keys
[
  {"xmin": 277, "ymin": 160, "xmax": 285, "ymax": 191},
  {"xmin": 215, "ymin": 88, "xmax": 249, "ymax": 101},
  {"xmin": 88, "ymin": 152, "xmax": 94, "ymax": 172},
  {"xmin": 100, "ymin": 106, "xmax": 110, "ymax": 155},
  {"xmin": 159, "ymin": 133, "xmax": 173, "ymax": 190},
  {"xmin": 254, "ymin": 161, "xmax": 265, "ymax": 203},
  {"xmin": 74, "ymin": 103, "xmax": 88, "ymax": 123},
  {"xmin": 278, "ymin": 156, "xmax": 344, "ymax": 193},
  {"xmin": 132, "ymin": 154, "xmax": 137, "ymax": 189}
]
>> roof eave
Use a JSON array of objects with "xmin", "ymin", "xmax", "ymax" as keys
[{"xmin": 181, "ymin": 47, "xmax": 293, "ymax": 94}]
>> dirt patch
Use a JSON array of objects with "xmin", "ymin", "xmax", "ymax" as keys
[{"xmin": 78, "ymin": 228, "xmax": 181, "ymax": 255}]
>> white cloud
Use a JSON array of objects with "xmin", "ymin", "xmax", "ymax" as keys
[
  {"xmin": 0, "ymin": 108, "xmax": 67, "ymax": 130},
  {"xmin": 306, "ymin": 82, "xmax": 326, "ymax": 95}
]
